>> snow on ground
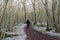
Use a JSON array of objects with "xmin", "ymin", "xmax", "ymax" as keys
[
  {"xmin": 4, "ymin": 23, "xmax": 60, "ymax": 40},
  {"xmin": 34, "ymin": 27, "xmax": 60, "ymax": 38},
  {"xmin": 4, "ymin": 35, "xmax": 26, "ymax": 40},
  {"xmin": 4, "ymin": 24, "xmax": 27, "ymax": 40},
  {"xmin": 45, "ymin": 31, "xmax": 60, "ymax": 37},
  {"xmin": 34, "ymin": 27, "xmax": 46, "ymax": 31}
]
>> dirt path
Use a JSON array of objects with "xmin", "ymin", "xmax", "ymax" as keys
[{"xmin": 25, "ymin": 25, "xmax": 60, "ymax": 40}]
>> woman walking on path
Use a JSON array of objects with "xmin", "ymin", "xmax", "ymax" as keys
[
  {"xmin": 25, "ymin": 20, "xmax": 32, "ymax": 28},
  {"xmin": 26, "ymin": 20, "xmax": 30, "ymax": 28}
]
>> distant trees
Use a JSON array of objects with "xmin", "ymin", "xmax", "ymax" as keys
[
  {"xmin": 31, "ymin": 0, "xmax": 37, "ymax": 23},
  {"xmin": 21, "ymin": 0, "xmax": 27, "ymax": 22}
]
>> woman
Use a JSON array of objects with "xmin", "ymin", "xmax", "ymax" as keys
[{"xmin": 26, "ymin": 20, "xmax": 30, "ymax": 28}]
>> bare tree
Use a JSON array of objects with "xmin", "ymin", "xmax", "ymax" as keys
[
  {"xmin": 41, "ymin": 0, "xmax": 50, "ymax": 31},
  {"xmin": 0, "ymin": 0, "xmax": 9, "ymax": 40},
  {"xmin": 55, "ymin": 0, "xmax": 60, "ymax": 32},
  {"xmin": 31, "ymin": 0, "xmax": 37, "ymax": 23}
]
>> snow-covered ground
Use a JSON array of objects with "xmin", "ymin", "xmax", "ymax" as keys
[
  {"xmin": 4, "ymin": 24, "xmax": 27, "ymax": 40},
  {"xmin": 4, "ymin": 24, "xmax": 60, "ymax": 40},
  {"xmin": 45, "ymin": 31, "xmax": 60, "ymax": 38},
  {"xmin": 34, "ymin": 27, "xmax": 60, "ymax": 38},
  {"xmin": 4, "ymin": 35, "xmax": 26, "ymax": 40},
  {"xmin": 34, "ymin": 27, "xmax": 46, "ymax": 31}
]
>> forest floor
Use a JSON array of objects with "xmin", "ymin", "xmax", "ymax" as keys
[
  {"xmin": 25, "ymin": 25, "xmax": 60, "ymax": 40},
  {"xmin": 4, "ymin": 23, "xmax": 60, "ymax": 40},
  {"xmin": 4, "ymin": 24, "xmax": 27, "ymax": 40}
]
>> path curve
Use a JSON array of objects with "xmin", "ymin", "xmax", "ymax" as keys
[{"xmin": 25, "ymin": 24, "xmax": 60, "ymax": 40}]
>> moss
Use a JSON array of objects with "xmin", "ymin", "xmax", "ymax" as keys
[
  {"xmin": 34, "ymin": 23, "xmax": 41, "ymax": 27},
  {"xmin": 5, "ymin": 34, "xmax": 11, "ymax": 38},
  {"xmin": 41, "ymin": 30, "xmax": 46, "ymax": 32},
  {"xmin": 0, "ymin": 32, "xmax": 11, "ymax": 38},
  {"xmin": 0, "ymin": 32, "xmax": 19, "ymax": 38},
  {"xmin": 5, "ymin": 34, "xmax": 19, "ymax": 38}
]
